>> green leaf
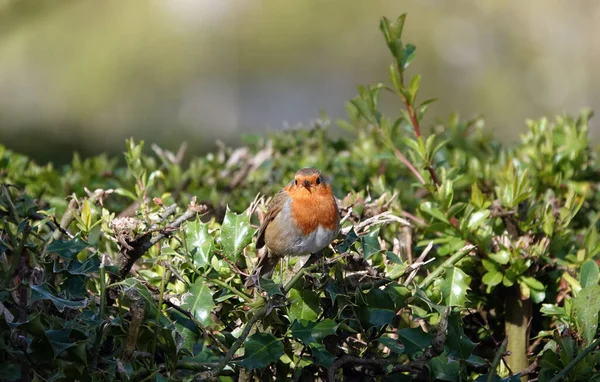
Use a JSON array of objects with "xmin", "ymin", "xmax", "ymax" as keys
[
  {"xmin": 471, "ymin": 184, "xmax": 485, "ymax": 208},
  {"xmin": 389, "ymin": 65, "xmax": 402, "ymax": 92},
  {"xmin": 47, "ymin": 238, "xmax": 89, "ymax": 260},
  {"xmin": 185, "ymin": 219, "xmax": 213, "ymax": 268},
  {"xmin": 428, "ymin": 353, "xmax": 460, "ymax": 381},
  {"xmin": 401, "ymin": 43, "xmax": 416, "ymax": 70},
  {"xmin": 336, "ymin": 228, "xmax": 359, "ymax": 253},
  {"xmin": 580, "ymin": 260, "xmax": 599, "ymax": 288},
  {"xmin": 407, "ymin": 74, "xmax": 421, "ymax": 105},
  {"xmin": 446, "ymin": 312, "xmax": 477, "ymax": 360},
  {"xmin": 361, "ymin": 288, "xmax": 396, "ymax": 327},
  {"xmin": 467, "ymin": 210, "xmax": 490, "ymax": 231},
  {"xmin": 81, "ymin": 199, "xmax": 92, "ymax": 230},
  {"xmin": 420, "ymin": 202, "xmax": 449, "ymax": 224},
  {"xmin": 521, "ymin": 276, "xmax": 546, "ymax": 302},
  {"xmin": 288, "ymin": 287, "xmax": 322, "ymax": 322},
  {"xmin": 488, "ymin": 250, "xmax": 510, "ymax": 265},
  {"xmin": 398, "ymin": 327, "xmax": 433, "ymax": 358},
  {"xmin": 181, "ymin": 279, "xmax": 215, "ymax": 327},
  {"xmin": 309, "ymin": 342, "xmax": 336, "ymax": 367},
  {"xmin": 482, "ymin": 271, "xmax": 503, "ymax": 288},
  {"xmin": 45, "ymin": 329, "xmax": 78, "ymax": 357},
  {"xmin": 573, "ymin": 284, "xmax": 600, "ymax": 344},
  {"xmin": 361, "ymin": 227, "xmax": 381, "ymax": 259},
  {"xmin": 30, "ymin": 284, "xmax": 87, "ymax": 312},
  {"xmin": 239, "ymin": 333, "xmax": 284, "ymax": 369},
  {"xmin": 291, "ymin": 319, "xmax": 338, "ymax": 345},
  {"xmin": 439, "ymin": 267, "xmax": 471, "ymax": 306},
  {"xmin": 221, "ymin": 207, "xmax": 255, "ymax": 261},
  {"xmin": 53, "ymin": 255, "xmax": 100, "ymax": 275},
  {"xmin": 377, "ymin": 337, "xmax": 405, "ymax": 354},
  {"xmin": 0, "ymin": 363, "xmax": 20, "ymax": 381}
]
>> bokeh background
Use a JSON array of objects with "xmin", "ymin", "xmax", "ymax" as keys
[{"xmin": 1, "ymin": 0, "xmax": 599, "ymax": 164}]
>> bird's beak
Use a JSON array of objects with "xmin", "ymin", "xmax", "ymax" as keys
[{"xmin": 302, "ymin": 180, "xmax": 311, "ymax": 189}]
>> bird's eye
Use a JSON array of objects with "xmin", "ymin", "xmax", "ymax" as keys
[
  {"xmin": 293, "ymin": 179, "xmax": 298, "ymax": 186},
  {"xmin": 316, "ymin": 176, "xmax": 322, "ymax": 185}
]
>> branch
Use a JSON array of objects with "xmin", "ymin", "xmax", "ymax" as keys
[
  {"xmin": 391, "ymin": 306, "xmax": 450, "ymax": 373},
  {"xmin": 115, "ymin": 202, "xmax": 203, "ymax": 281},
  {"xmin": 548, "ymin": 335, "xmax": 600, "ymax": 382},
  {"xmin": 327, "ymin": 355, "xmax": 390, "ymax": 381},
  {"xmin": 418, "ymin": 244, "xmax": 476, "ymax": 289},
  {"xmin": 327, "ymin": 307, "xmax": 450, "ymax": 381},
  {"xmin": 487, "ymin": 338, "xmax": 507, "ymax": 382},
  {"xmin": 194, "ymin": 304, "xmax": 269, "ymax": 381}
]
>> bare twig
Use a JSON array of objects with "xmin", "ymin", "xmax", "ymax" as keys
[
  {"xmin": 327, "ymin": 355, "xmax": 391, "ymax": 381},
  {"xmin": 53, "ymin": 197, "xmax": 78, "ymax": 240},
  {"xmin": 403, "ymin": 241, "xmax": 434, "ymax": 286},
  {"xmin": 341, "ymin": 211, "xmax": 409, "ymax": 236},
  {"xmin": 114, "ymin": 201, "xmax": 204, "ymax": 281},
  {"xmin": 518, "ymin": 357, "xmax": 540, "ymax": 377}
]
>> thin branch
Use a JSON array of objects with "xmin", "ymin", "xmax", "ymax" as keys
[
  {"xmin": 548, "ymin": 335, "xmax": 600, "ymax": 382},
  {"xmin": 194, "ymin": 261, "xmax": 330, "ymax": 381},
  {"xmin": 391, "ymin": 146, "xmax": 426, "ymax": 185},
  {"xmin": 194, "ymin": 304, "xmax": 269, "ymax": 381},
  {"xmin": 403, "ymin": 241, "xmax": 434, "ymax": 286},
  {"xmin": 161, "ymin": 298, "xmax": 229, "ymax": 355},
  {"xmin": 327, "ymin": 307, "xmax": 451, "ymax": 381},
  {"xmin": 487, "ymin": 338, "xmax": 507, "ymax": 382},
  {"xmin": 517, "ymin": 357, "xmax": 540, "ymax": 377},
  {"xmin": 418, "ymin": 244, "xmax": 476, "ymax": 289},
  {"xmin": 391, "ymin": 307, "xmax": 450, "ymax": 373},
  {"xmin": 209, "ymin": 278, "xmax": 252, "ymax": 302},
  {"xmin": 327, "ymin": 355, "xmax": 391, "ymax": 381},
  {"xmin": 114, "ymin": 202, "xmax": 204, "ymax": 281}
]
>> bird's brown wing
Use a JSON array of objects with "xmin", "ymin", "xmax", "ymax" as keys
[
  {"xmin": 245, "ymin": 189, "xmax": 289, "ymax": 286},
  {"xmin": 256, "ymin": 189, "xmax": 288, "ymax": 249}
]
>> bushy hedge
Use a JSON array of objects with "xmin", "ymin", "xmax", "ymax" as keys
[{"xmin": 1, "ymin": 14, "xmax": 600, "ymax": 382}]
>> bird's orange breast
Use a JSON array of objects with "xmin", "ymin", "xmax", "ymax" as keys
[{"xmin": 286, "ymin": 184, "xmax": 339, "ymax": 235}]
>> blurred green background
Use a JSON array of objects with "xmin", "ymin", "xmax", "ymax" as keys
[{"xmin": 1, "ymin": 0, "xmax": 598, "ymax": 164}]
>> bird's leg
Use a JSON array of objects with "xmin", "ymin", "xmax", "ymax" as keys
[
  {"xmin": 279, "ymin": 257, "xmax": 285, "ymax": 293},
  {"xmin": 320, "ymin": 250, "xmax": 326, "ymax": 275}
]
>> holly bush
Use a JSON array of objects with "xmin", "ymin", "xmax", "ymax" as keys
[{"xmin": 1, "ymin": 14, "xmax": 600, "ymax": 382}]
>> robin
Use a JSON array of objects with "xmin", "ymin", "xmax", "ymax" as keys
[{"xmin": 248, "ymin": 168, "xmax": 340, "ymax": 286}]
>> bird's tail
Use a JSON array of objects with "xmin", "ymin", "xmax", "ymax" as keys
[{"xmin": 245, "ymin": 250, "xmax": 279, "ymax": 288}]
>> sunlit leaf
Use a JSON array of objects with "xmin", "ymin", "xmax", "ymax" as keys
[
  {"xmin": 185, "ymin": 218, "xmax": 213, "ymax": 268},
  {"xmin": 289, "ymin": 287, "xmax": 322, "ymax": 322},
  {"xmin": 573, "ymin": 284, "xmax": 600, "ymax": 344},
  {"xmin": 420, "ymin": 202, "xmax": 449, "ymax": 224},
  {"xmin": 439, "ymin": 267, "xmax": 471, "ymax": 306},
  {"xmin": 181, "ymin": 279, "xmax": 215, "ymax": 327},
  {"xmin": 580, "ymin": 260, "xmax": 599, "ymax": 288},
  {"xmin": 361, "ymin": 227, "xmax": 381, "ymax": 259},
  {"xmin": 467, "ymin": 210, "xmax": 490, "ymax": 231},
  {"xmin": 291, "ymin": 319, "xmax": 338, "ymax": 345},
  {"xmin": 221, "ymin": 207, "xmax": 256, "ymax": 261}
]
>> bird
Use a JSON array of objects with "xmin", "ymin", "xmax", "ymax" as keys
[{"xmin": 248, "ymin": 168, "xmax": 340, "ymax": 286}]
